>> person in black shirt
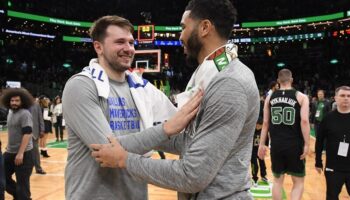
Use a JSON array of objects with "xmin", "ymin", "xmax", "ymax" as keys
[
  {"xmin": 251, "ymin": 98, "xmax": 268, "ymax": 186},
  {"xmin": 258, "ymin": 69, "xmax": 310, "ymax": 200},
  {"xmin": 315, "ymin": 85, "xmax": 350, "ymax": 200},
  {"xmin": 251, "ymin": 116, "xmax": 268, "ymax": 185}
]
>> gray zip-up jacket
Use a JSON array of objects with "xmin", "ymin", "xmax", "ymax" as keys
[{"xmin": 122, "ymin": 59, "xmax": 260, "ymax": 199}]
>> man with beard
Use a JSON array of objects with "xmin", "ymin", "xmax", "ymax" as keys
[
  {"xmin": 62, "ymin": 15, "xmax": 202, "ymax": 200},
  {"xmin": 90, "ymin": 0, "xmax": 260, "ymax": 199},
  {"xmin": 0, "ymin": 88, "xmax": 34, "ymax": 200}
]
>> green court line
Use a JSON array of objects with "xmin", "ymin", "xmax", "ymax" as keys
[
  {"xmin": 250, "ymin": 181, "xmax": 287, "ymax": 199},
  {"xmin": 47, "ymin": 140, "xmax": 67, "ymax": 148}
]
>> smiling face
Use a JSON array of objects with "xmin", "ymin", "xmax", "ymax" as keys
[
  {"xmin": 94, "ymin": 25, "xmax": 135, "ymax": 72},
  {"xmin": 179, "ymin": 11, "xmax": 203, "ymax": 67}
]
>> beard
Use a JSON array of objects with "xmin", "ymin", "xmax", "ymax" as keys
[
  {"xmin": 104, "ymin": 53, "xmax": 134, "ymax": 73},
  {"xmin": 185, "ymin": 29, "xmax": 203, "ymax": 68},
  {"xmin": 10, "ymin": 104, "xmax": 19, "ymax": 111}
]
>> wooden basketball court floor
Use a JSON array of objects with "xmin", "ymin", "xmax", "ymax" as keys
[{"xmin": 0, "ymin": 131, "xmax": 349, "ymax": 200}]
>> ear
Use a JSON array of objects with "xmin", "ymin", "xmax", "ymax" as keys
[
  {"xmin": 93, "ymin": 41, "xmax": 103, "ymax": 55},
  {"xmin": 199, "ymin": 19, "xmax": 212, "ymax": 37}
]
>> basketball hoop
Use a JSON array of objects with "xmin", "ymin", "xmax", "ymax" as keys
[{"xmin": 135, "ymin": 67, "xmax": 145, "ymax": 77}]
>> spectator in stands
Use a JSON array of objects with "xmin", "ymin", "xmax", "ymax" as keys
[
  {"xmin": 311, "ymin": 90, "xmax": 331, "ymax": 136},
  {"xmin": 52, "ymin": 96, "xmax": 63, "ymax": 142},
  {"xmin": 266, "ymin": 81, "xmax": 279, "ymax": 97},
  {"xmin": 38, "ymin": 96, "xmax": 51, "ymax": 157}
]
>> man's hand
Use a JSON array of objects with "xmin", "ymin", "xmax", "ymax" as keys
[
  {"xmin": 163, "ymin": 89, "xmax": 203, "ymax": 136},
  {"xmin": 300, "ymin": 144, "xmax": 309, "ymax": 160},
  {"xmin": 15, "ymin": 153, "xmax": 24, "ymax": 166},
  {"xmin": 258, "ymin": 145, "xmax": 268, "ymax": 160},
  {"xmin": 315, "ymin": 167, "xmax": 323, "ymax": 174},
  {"xmin": 90, "ymin": 136, "xmax": 127, "ymax": 168},
  {"xmin": 40, "ymin": 132, "xmax": 45, "ymax": 138}
]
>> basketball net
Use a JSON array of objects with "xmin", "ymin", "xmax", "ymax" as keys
[{"xmin": 135, "ymin": 67, "xmax": 145, "ymax": 77}]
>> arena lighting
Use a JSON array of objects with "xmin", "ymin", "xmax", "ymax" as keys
[
  {"xmin": 5, "ymin": 29, "xmax": 56, "ymax": 39},
  {"xmin": 62, "ymin": 63, "xmax": 71, "ymax": 68},
  {"xmin": 154, "ymin": 40, "xmax": 182, "ymax": 46},
  {"xmin": 228, "ymin": 32, "xmax": 324, "ymax": 43},
  {"xmin": 242, "ymin": 12, "xmax": 344, "ymax": 28},
  {"xmin": 0, "ymin": 9, "xmax": 5, "ymax": 14},
  {"xmin": 7, "ymin": 10, "xmax": 93, "ymax": 27},
  {"xmin": 233, "ymin": 28, "xmax": 251, "ymax": 32},
  {"xmin": 338, "ymin": 18, "xmax": 350, "ymax": 22},
  {"xmin": 277, "ymin": 62, "xmax": 286, "ymax": 68},
  {"xmin": 330, "ymin": 59, "xmax": 339, "ymax": 64},
  {"xmin": 307, "ymin": 21, "xmax": 333, "ymax": 26},
  {"xmin": 347, "ymin": 10, "xmax": 350, "ymax": 17},
  {"xmin": 6, "ymin": 58, "xmax": 14, "ymax": 64},
  {"xmin": 6, "ymin": 81, "xmax": 21, "ymax": 88},
  {"xmin": 155, "ymin": 26, "xmax": 182, "ymax": 32},
  {"xmin": 256, "ymin": 27, "xmax": 275, "ymax": 31},
  {"xmin": 63, "ymin": 36, "xmax": 92, "ymax": 42}
]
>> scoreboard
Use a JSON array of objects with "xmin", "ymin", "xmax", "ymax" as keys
[{"xmin": 138, "ymin": 25, "xmax": 154, "ymax": 42}]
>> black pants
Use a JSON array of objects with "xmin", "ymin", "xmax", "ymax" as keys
[
  {"xmin": 251, "ymin": 147, "xmax": 267, "ymax": 182},
  {"xmin": 0, "ymin": 151, "xmax": 5, "ymax": 200},
  {"xmin": 325, "ymin": 170, "xmax": 350, "ymax": 200},
  {"xmin": 54, "ymin": 116, "xmax": 64, "ymax": 140},
  {"xmin": 4, "ymin": 150, "xmax": 34, "ymax": 200}
]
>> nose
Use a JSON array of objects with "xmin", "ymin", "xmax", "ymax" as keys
[
  {"xmin": 123, "ymin": 42, "xmax": 135, "ymax": 54},
  {"xmin": 179, "ymin": 31, "xmax": 185, "ymax": 44}
]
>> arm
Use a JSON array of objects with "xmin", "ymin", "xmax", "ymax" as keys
[
  {"xmin": 125, "ymin": 78, "xmax": 249, "ymax": 193},
  {"xmin": 15, "ymin": 134, "xmax": 32, "ymax": 166},
  {"xmin": 298, "ymin": 92, "xmax": 310, "ymax": 160},
  {"xmin": 315, "ymin": 116, "xmax": 326, "ymax": 173},
  {"xmin": 38, "ymin": 105, "xmax": 45, "ymax": 135},
  {"xmin": 43, "ymin": 108, "xmax": 51, "ymax": 121},
  {"xmin": 146, "ymin": 82, "xmax": 184, "ymax": 154},
  {"xmin": 15, "ymin": 111, "xmax": 33, "ymax": 166},
  {"xmin": 325, "ymin": 100, "xmax": 332, "ymax": 114},
  {"xmin": 94, "ymin": 90, "xmax": 203, "ymax": 156},
  {"xmin": 310, "ymin": 101, "xmax": 316, "ymax": 124},
  {"xmin": 62, "ymin": 76, "xmax": 113, "ymax": 146},
  {"xmin": 258, "ymin": 95, "xmax": 271, "ymax": 159}
]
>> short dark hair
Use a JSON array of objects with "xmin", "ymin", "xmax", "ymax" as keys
[
  {"xmin": 278, "ymin": 69, "xmax": 292, "ymax": 83},
  {"xmin": 89, "ymin": 15, "xmax": 134, "ymax": 42},
  {"xmin": 0, "ymin": 88, "xmax": 34, "ymax": 109},
  {"xmin": 185, "ymin": 0, "xmax": 237, "ymax": 40},
  {"xmin": 317, "ymin": 89, "xmax": 325, "ymax": 94},
  {"xmin": 268, "ymin": 81, "xmax": 278, "ymax": 89},
  {"xmin": 335, "ymin": 85, "xmax": 350, "ymax": 95}
]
